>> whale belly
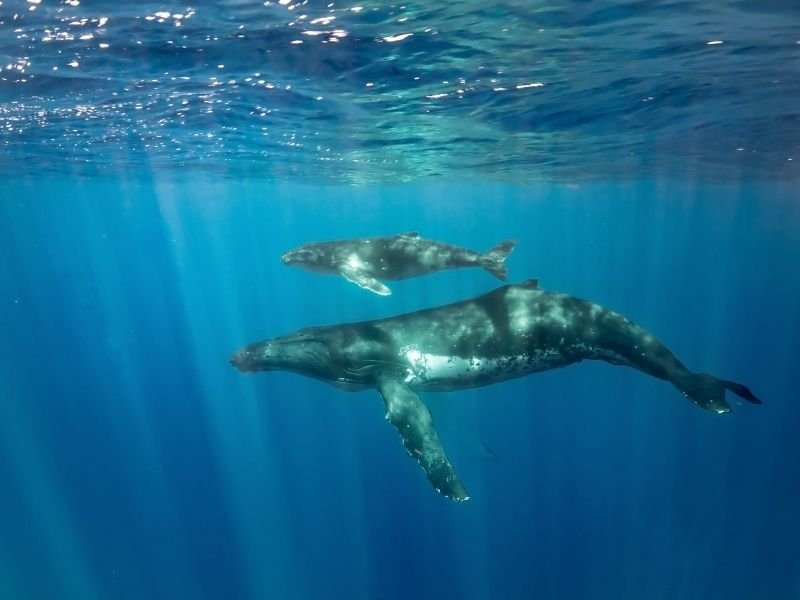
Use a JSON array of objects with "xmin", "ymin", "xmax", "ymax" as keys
[{"xmin": 400, "ymin": 346, "xmax": 570, "ymax": 391}]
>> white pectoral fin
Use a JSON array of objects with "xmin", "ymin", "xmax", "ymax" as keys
[
  {"xmin": 339, "ymin": 264, "xmax": 392, "ymax": 296},
  {"xmin": 375, "ymin": 373, "xmax": 470, "ymax": 502}
]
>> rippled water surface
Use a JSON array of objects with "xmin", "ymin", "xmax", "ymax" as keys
[{"xmin": 1, "ymin": 0, "xmax": 798, "ymax": 182}]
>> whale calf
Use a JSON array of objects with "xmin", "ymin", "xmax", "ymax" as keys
[
  {"xmin": 281, "ymin": 232, "xmax": 516, "ymax": 295},
  {"xmin": 230, "ymin": 280, "xmax": 760, "ymax": 501}
]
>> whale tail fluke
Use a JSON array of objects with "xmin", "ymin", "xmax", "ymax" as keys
[
  {"xmin": 721, "ymin": 379, "xmax": 762, "ymax": 404},
  {"xmin": 676, "ymin": 372, "xmax": 762, "ymax": 414},
  {"xmin": 481, "ymin": 240, "xmax": 517, "ymax": 281}
]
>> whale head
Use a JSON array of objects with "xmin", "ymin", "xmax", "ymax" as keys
[
  {"xmin": 281, "ymin": 244, "xmax": 328, "ymax": 272},
  {"xmin": 230, "ymin": 329, "xmax": 338, "ymax": 381}
]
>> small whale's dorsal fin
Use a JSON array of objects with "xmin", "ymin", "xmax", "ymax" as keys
[
  {"xmin": 374, "ymin": 372, "xmax": 470, "ymax": 502},
  {"xmin": 521, "ymin": 278, "xmax": 539, "ymax": 289}
]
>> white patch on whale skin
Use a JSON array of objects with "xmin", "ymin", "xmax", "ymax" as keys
[
  {"xmin": 545, "ymin": 302, "xmax": 570, "ymax": 329},
  {"xmin": 507, "ymin": 287, "xmax": 571, "ymax": 330},
  {"xmin": 508, "ymin": 302, "xmax": 532, "ymax": 331},
  {"xmin": 347, "ymin": 253, "xmax": 367, "ymax": 271},
  {"xmin": 400, "ymin": 344, "xmax": 567, "ymax": 388}
]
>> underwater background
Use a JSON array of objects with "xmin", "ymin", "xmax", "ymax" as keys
[{"xmin": 2, "ymin": 2, "xmax": 800, "ymax": 600}]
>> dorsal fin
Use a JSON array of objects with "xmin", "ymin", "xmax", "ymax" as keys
[{"xmin": 521, "ymin": 278, "xmax": 539, "ymax": 289}]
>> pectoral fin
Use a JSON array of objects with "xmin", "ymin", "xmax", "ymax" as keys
[
  {"xmin": 375, "ymin": 374, "xmax": 469, "ymax": 502},
  {"xmin": 339, "ymin": 264, "xmax": 392, "ymax": 296}
]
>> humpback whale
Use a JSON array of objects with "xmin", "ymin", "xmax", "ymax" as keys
[
  {"xmin": 230, "ymin": 280, "xmax": 760, "ymax": 502},
  {"xmin": 281, "ymin": 232, "xmax": 516, "ymax": 295}
]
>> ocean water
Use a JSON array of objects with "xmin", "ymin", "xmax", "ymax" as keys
[{"xmin": 2, "ymin": 3, "xmax": 800, "ymax": 600}]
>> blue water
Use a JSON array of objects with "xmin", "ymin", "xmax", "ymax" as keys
[
  {"xmin": 2, "ymin": 2, "xmax": 800, "ymax": 600},
  {"xmin": 2, "ymin": 181, "xmax": 799, "ymax": 599}
]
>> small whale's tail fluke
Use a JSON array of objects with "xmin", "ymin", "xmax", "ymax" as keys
[
  {"xmin": 481, "ymin": 240, "xmax": 517, "ymax": 281},
  {"xmin": 676, "ymin": 372, "xmax": 762, "ymax": 414}
]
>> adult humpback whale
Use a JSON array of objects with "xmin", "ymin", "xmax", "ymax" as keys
[
  {"xmin": 230, "ymin": 280, "xmax": 760, "ymax": 502},
  {"xmin": 281, "ymin": 232, "xmax": 516, "ymax": 295}
]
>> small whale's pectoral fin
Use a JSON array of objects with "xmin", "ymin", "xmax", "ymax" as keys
[
  {"xmin": 339, "ymin": 264, "xmax": 392, "ymax": 296},
  {"xmin": 375, "ymin": 374, "xmax": 470, "ymax": 502}
]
